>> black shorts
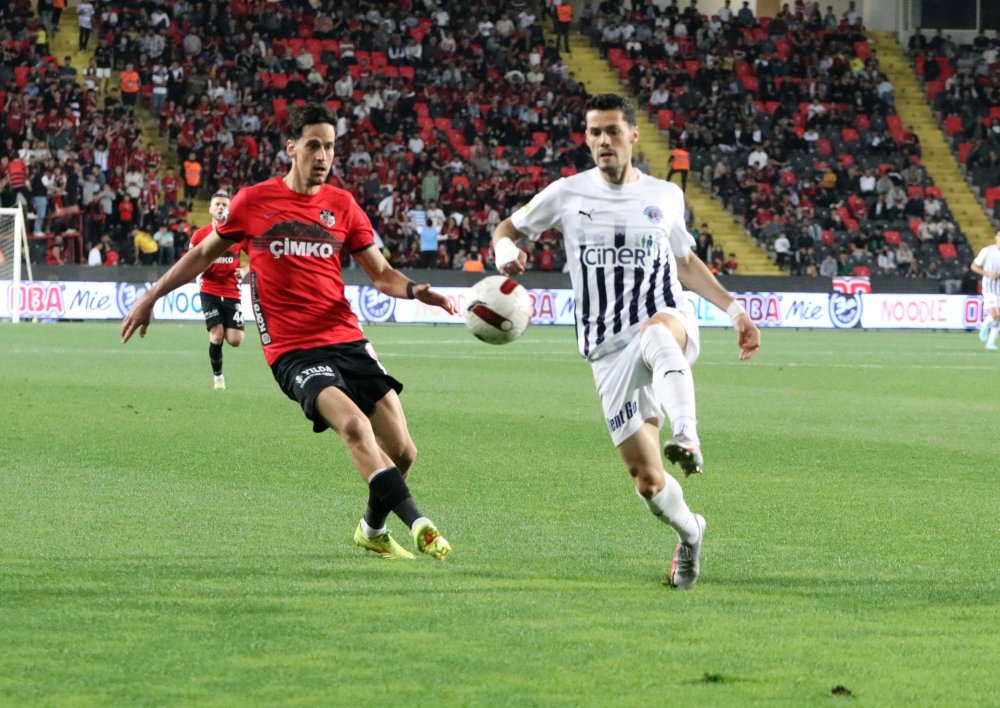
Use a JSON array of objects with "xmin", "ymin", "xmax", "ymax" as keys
[
  {"xmin": 201, "ymin": 293, "xmax": 244, "ymax": 331},
  {"xmin": 271, "ymin": 340, "xmax": 403, "ymax": 433}
]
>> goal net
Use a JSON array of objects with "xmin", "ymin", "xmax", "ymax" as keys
[{"xmin": 0, "ymin": 207, "xmax": 32, "ymax": 322}]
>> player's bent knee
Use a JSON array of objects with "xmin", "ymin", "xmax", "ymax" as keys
[
  {"xmin": 226, "ymin": 332, "xmax": 244, "ymax": 347},
  {"xmin": 331, "ymin": 413, "xmax": 375, "ymax": 447},
  {"xmin": 392, "ymin": 442, "xmax": 417, "ymax": 476}
]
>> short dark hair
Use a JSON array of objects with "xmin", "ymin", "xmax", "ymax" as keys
[
  {"xmin": 211, "ymin": 190, "xmax": 230, "ymax": 200},
  {"xmin": 585, "ymin": 93, "xmax": 636, "ymax": 127},
  {"xmin": 286, "ymin": 103, "xmax": 337, "ymax": 141}
]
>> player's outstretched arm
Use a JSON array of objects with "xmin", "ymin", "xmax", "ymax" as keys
[
  {"xmin": 491, "ymin": 218, "xmax": 528, "ymax": 276},
  {"xmin": 355, "ymin": 245, "xmax": 456, "ymax": 314},
  {"xmin": 121, "ymin": 232, "xmax": 235, "ymax": 343},
  {"xmin": 675, "ymin": 251, "xmax": 760, "ymax": 360}
]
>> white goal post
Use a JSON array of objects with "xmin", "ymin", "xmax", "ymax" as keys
[{"xmin": 0, "ymin": 207, "xmax": 33, "ymax": 323}]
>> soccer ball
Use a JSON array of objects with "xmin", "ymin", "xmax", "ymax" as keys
[{"xmin": 464, "ymin": 275, "xmax": 533, "ymax": 345}]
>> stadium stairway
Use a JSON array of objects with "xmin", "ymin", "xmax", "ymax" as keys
[
  {"xmin": 50, "ymin": 6, "xmax": 211, "ymax": 228},
  {"xmin": 561, "ymin": 33, "xmax": 781, "ymax": 275},
  {"xmin": 870, "ymin": 31, "xmax": 995, "ymax": 250}
]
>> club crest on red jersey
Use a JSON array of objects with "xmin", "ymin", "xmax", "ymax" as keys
[{"xmin": 319, "ymin": 209, "xmax": 336, "ymax": 227}]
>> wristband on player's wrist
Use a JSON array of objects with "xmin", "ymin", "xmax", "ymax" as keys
[
  {"xmin": 405, "ymin": 281, "xmax": 416, "ymax": 299},
  {"xmin": 726, "ymin": 300, "xmax": 747, "ymax": 323}
]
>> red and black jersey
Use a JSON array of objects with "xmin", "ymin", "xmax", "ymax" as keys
[
  {"xmin": 191, "ymin": 223, "xmax": 243, "ymax": 299},
  {"xmin": 216, "ymin": 177, "xmax": 375, "ymax": 365}
]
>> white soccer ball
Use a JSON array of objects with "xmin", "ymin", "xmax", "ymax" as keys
[{"xmin": 464, "ymin": 275, "xmax": 533, "ymax": 345}]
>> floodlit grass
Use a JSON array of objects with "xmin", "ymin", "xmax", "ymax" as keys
[{"xmin": 1, "ymin": 322, "xmax": 997, "ymax": 704}]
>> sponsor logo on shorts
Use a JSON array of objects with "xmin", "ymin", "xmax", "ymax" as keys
[
  {"xmin": 294, "ymin": 365, "xmax": 337, "ymax": 388},
  {"xmin": 607, "ymin": 400, "xmax": 639, "ymax": 433}
]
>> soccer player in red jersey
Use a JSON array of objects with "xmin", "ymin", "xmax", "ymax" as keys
[
  {"xmin": 122, "ymin": 104, "xmax": 455, "ymax": 561},
  {"xmin": 188, "ymin": 190, "xmax": 245, "ymax": 390}
]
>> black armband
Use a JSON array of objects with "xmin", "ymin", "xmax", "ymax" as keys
[{"xmin": 405, "ymin": 281, "xmax": 416, "ymax": 299}]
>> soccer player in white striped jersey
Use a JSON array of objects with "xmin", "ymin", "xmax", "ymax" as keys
[
  {"xmin": 491, "ymin": 94, "xmax": 760, "ymax": 589},
  {"xmin": 972, "ymin": 229, "xmax": 1000, "ymax": 350}
]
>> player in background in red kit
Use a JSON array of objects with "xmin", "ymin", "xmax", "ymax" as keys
[
  {"xmin": 122, "ymin": 103, "xmax": 455, "ymax": 561},
  {"xmin": 189, "ymin": 190, "xmax": 246, "ymax": 389}
]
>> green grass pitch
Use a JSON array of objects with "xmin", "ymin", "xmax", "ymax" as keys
[{"xmin": 1, "ymin": 321, "xmax": 997, "ymax": 704}]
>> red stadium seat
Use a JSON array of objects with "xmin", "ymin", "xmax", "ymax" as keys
[
  {"xmin": 909, "ymin": 218, "xmax": 923, "ymax": 235},
  {"xmin": 561, "ymin": 166, "xmax": 577, "ymax": 177},
  {"xmin": 841, "ymin": 128, "xmax": 860, "ymax": 143},
  {"xmin": 925, "ymin": 186, "xmax": 942, "ymax": 199},
  {"xmin": 821, "ymin": 230, "xmax": 835, "ymax": 247},
  {"xmin": 958, "ymin": 142, "xmax": 972, "ymax": 163},
  {"xmin": 838, "ymin": 153, "xmax": 855, "ymax": 166},
  {"xmin": 855, "ymin": 114, "xmax": 871, "ymax": 131},
  {"xmin": 945, "ymin": 115, "xmax": 963, "ymax": 136},
  {"xmin": 938, "ymin": 243, "xmax": 958, "ymax": 260},
  {"xmin": 991, "ymin": 107, "xmax": 1000, "ymax": 120},
  {"xmin": 272, "ymin": 98, "xmax": 288, "ymax": 124},
  {"xmin": 740, "ymin": 76, "xmax": 759, "ymax": 92},
  {"xmin": 684, "ymin": 60, "xmax": 700, "ymax": 77},
  {"xmin": 853, "ymin": 41, "xmax": 870, "ymax": 61},
  {"xmin": 887, "ymin": 115, "xmax": 903, "ymax": 133},
  {"xmin": 817, "ymin": 139, "xmax": 832, "ymax": 157},
  {"xmin": 907, "ymin": 185, "xmax": 924, "ymax": 199},
  {"xmin": 926, "ymin": 80, "xmax": 943, "ymax": 100},
  {"xmin": 398, "ymin": 66, "xmax": 414, "ymax": 80},
  {"xmin": 532, "ymin": 131, "xmax": 549, "ymax": 147},
  {"xmin": 656, "ymin": 109, "xmax": 673, "ymax": 130},
  {"xmin": 985, "ymin": 187, "xmax": 1000, "ymax": 209},
  {"xmin": 851, "ymin": 265, "xmax": 871, "ymax": 277},
  {"xmin": 884, "ymin": 230, "xmax": 902, "ymax": 246},
  {"xmin": 433, "ymin": 117, "xmax": 451, "ymax": 131}
]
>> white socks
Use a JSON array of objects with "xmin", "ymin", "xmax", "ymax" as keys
[
  {"xmin": 640, "ymin": 324, "xmax": 698, "ymax": 443},
  {"xmin": 989, "ymin": 322, "xmax": 1000, "ymax": 347},
  {"xmin": 640, "ymin": 474, "xmax": 701, "ymax": 544},
  {"xmin": 360, "ymin": 518, "xmax": 385, "ymax": 538}
]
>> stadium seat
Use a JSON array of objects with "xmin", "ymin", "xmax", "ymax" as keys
[
  {"xmin": 656, "ymin": 109, "xmax": 673, "ymax": 130},
  {"xmin": 884, "ymin": 230, "xmax": 902, "ymax": 246},
  {"xmin": 926, "ymin": 80, "xmax": 944, "ymax": 100},
  {"xmin": 532, "ymin": 131, "xmax": 549, "ymax": 147},
  {"xmin": 945, "ymin": 115, "xmax": 963, "ymax": 136},
  {"xmin": 841, "ymin": 128, "xmax": 860, "ymax": 143},
  {"xmin": 907, "ymin": 185, "xmax": 924, "ymax": 199},
  {"xmin": 560, "ymin": 166, "xmax": 577, "ymax": 177},
  {"xmin": 433, "ymin": 117, "xmax": 451, "ymax": 131},
  {"xmin": 887, "ymin": 115, "xmax": 903, "ymax": 133},
  {"xmin": 938, "ymin": 243, "xmax": 958, "ymax": 260},
  {"xmin": 853, "ymin": 41, "xmax": 870, "ymax": 61},
  {"xmin": 272, "ymin": 98, "xmax": 288, "ymax": 124},
  {"xmin": 851, "ymin": 265, "xmax": 871, "ymax": 277},
  {"xmin": 856, "ymin": 114, "xmax": 871, "ymax": 131},
  {"xmin": 985, "ymin": 187, "xmax": 1000, "ymax": 209},
  {"xmin": 398, "ymin": 66, "xmax": 414, "ymax": 80},
  {"xmin": 270, "ymin": 73, "xmax": 288, "ymax": 89}
]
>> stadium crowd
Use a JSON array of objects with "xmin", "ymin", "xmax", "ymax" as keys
[
  {"xmin": 0, "ymin": 0, "xmax": 988, "ymax": 285},
  {"xmin": 587, "ymin": 0, "xmax": 984, "ymax": 283},
  {"xmin": 912, "ymin": 27, "xmax": 1000, "ymax": 224}
]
